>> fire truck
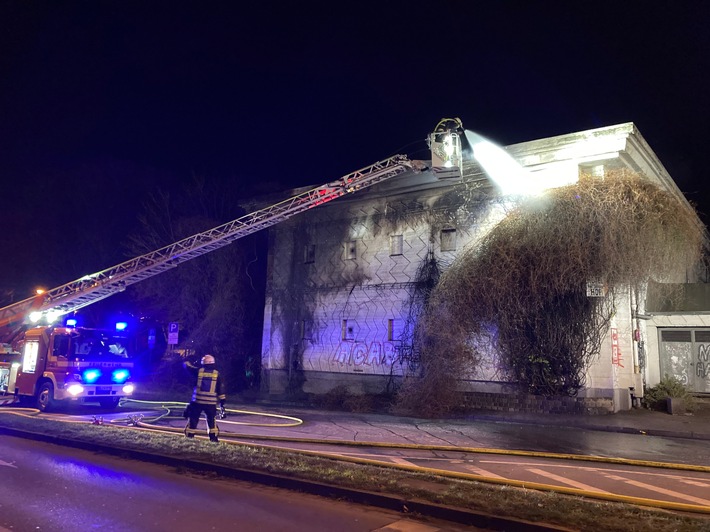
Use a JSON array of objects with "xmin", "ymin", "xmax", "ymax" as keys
[
  {"xmin": 0, "ymin": 119, "xmax": 464, "ymax": 411},
  {"xmin": 0, "ymin": 325, "xmax": 134, "ymax": 411}
]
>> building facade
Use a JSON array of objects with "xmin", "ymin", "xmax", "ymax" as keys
[{"xmin": 260, "ymin": 123, "xmax": 706, "ymax": 411}]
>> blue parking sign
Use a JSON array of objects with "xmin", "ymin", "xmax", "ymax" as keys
[{"xmin": 168, "ymin": 322, "xmax": 179, "ymax": 344}]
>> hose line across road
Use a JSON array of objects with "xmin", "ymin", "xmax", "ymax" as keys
[{"xmin": 1, "ymin": 398, "xmax": 710, "ymax": 518}]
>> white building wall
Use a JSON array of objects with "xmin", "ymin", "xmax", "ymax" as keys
[{"xmin": 584, "ymin": 289, "xmax": 639, "ymax": 410}]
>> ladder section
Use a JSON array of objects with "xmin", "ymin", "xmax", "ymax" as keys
[{"xmin": 1, "ymin": 155, "xmax": 419, "ymax": 331}]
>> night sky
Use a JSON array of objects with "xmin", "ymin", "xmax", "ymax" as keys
[{"xmin": 2, "ymin": 1, "xmax": 709, "ymax": 301}]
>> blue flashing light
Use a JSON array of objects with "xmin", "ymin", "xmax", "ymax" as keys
[
  {"xmin": 112, "ymin": 369, "xmax": 130, "ymax": 383},
  {"xmin": 115, "ymin": 321, "xmax": 128, "ymax": 331},
  {"xmin": 83, "ymin": 369, "xmax": 102, "ymax": 383},
  {"xmin": 66, "ymin": 319, "xmax": 77, "ymax": 327}
]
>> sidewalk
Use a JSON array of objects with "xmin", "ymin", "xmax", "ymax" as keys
[
  {"xmin": 241, "ymin": 396, "xmax": 710, "ymax": 445},
  {"xmin": 468, "ymin": 400, "xmax": 710, "ymax": 441}
]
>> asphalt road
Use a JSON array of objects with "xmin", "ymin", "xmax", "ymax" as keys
[{"xmin": 0, "ymin": 434, "xmax": 472, "ymax": 532}]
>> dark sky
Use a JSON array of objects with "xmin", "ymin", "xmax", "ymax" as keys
[{"xmin": 1, "ymin": 1, "xmax": 709, "ymax": 299}]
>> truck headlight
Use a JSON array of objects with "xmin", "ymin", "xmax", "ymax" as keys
[
  {"xmin": 122, "ymin": 384, "xmax": 135, "ymax": 394},
  {"xmin": 67, "ymin": 384, "xmax": 84, "ymax": 396}
]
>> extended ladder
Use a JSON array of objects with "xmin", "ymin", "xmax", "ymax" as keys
[{"xmin": 0, "ymin": 155, "xmax": 423, "ymax": 336}]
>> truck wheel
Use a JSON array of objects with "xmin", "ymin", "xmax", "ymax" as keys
[
  {"xmin": 99, "ymin": 397, "xmax": 120, "ymax": 409},
  {"xmin": 37, "ymin": 382, "xmax": 55, "ymax": 412}
]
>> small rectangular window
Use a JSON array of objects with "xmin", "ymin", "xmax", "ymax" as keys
[
  {"xmin": 344, "ymin": 241, "xmax": 357, "ymax": 260},
  {"xmin": 342, "ymin": 319, "xmax": 355, "ymax": 340},
  {"xmin": 387, "ymin": 319, "xmax": 401, "ymax": 341},
  {"xmin": 592, "ymin": 164, "xmax": 605, "ymax": 178},
  {"xmin": 441, "ymin": 228, "xmax": 457, "ymax": 252},
  {"xmin": 389, "ymin": 235, "xmax": 403, "ymax": 256},
  {"xmin": 304, "ymin": 244, "xmax": 315, "ymax": 264},
  {"xmin": 661, "ymin": 330, "xmax": 692, "ymax": 342},
  {"xmin": 300, "ymin": 320, "xmax": 311, "ymax": 340},
  {"xmin": 52, "ymin": 335, "xmax": 70, "ymax": 358}
]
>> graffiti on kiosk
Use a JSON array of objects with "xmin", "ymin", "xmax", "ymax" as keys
[{"xmin": 333, "ymin": 341, "xmax": 398, "ymax": 366}]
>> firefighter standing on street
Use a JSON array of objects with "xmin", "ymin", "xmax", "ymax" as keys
[{"xmin": 183, "ymin": 354, "xmax": 226, "ymax": 442}]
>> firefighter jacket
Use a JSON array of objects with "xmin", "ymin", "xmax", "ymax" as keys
[{"xmin": 185, "ymin": 361, "xmax": 226, "ymax": 406}]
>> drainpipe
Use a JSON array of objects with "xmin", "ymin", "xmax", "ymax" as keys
[
  {"xmin": 630, "ymin": 283, "xmax": 649, "ymax": 406},
  {"xmin": 629, "ymin": 287, "xmax": 640, "ymax": 408},
  {"xmin": 630, "ymin": 287, "xmax": 640, "ymax": 374}
]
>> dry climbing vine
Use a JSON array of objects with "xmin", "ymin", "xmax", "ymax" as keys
[{"xmin": 397, "ymin": 171, "xmax": 705, "ymax": 415}]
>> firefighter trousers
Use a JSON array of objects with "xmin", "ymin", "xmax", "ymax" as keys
[{"xmin": 184, "ymin": 401, "xmax": 219, "ymax": 442}]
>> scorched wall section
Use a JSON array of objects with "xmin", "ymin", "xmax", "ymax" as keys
[{"xmin": 260, "ymin": 174, "xmax": 496, "ymax": 395}]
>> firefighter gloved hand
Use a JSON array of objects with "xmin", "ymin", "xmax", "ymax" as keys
[{"xmin": 219, "ymin": 402, "xmax": 226, "ymax": 419}]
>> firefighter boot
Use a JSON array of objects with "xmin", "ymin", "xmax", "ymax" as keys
[{"xmin": 210, "ymin": 435, "xmax": 219, "ymax": 443}]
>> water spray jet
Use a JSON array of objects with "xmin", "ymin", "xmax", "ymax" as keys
[{"xmin": 464, "ymin": 129, "xmax": 579, "ymax": 197}]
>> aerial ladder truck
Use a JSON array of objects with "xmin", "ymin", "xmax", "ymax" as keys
[{"xmin": 0, "ymin": 120, "xmax": 464, "ymax": 411}]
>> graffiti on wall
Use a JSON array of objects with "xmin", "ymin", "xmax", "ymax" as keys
[
  {"xmin": 332, "ymin": 341, "xmax": 399, "ymax": 367},
  {"xmin": 611, "ymin": 328, "xmax": 624, "ymax": 368},
  {"xmin": 698, "ymin": 344, "xmax": 710, "ymax": 379}
]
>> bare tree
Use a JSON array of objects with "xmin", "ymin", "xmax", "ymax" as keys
[{"xmin": 125, "ymin": 176, "xmax": 266, "ymax": 394}]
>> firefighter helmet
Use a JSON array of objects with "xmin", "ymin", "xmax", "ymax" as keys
[{"xmin": 201, "ymin": 354, "xmax": 216, "ymax": 365}]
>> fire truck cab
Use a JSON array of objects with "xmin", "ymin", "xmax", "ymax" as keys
[{"xmin": 0, "ymin": 326, "xmax": 135, "ymax": 411}]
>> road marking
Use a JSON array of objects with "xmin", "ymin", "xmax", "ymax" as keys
[
  {"xmin": 462, "ymin": 465, "xmax": 507, "ymax": 479},
  {"xmin": 681, "ymin": 479, "xmax": 710, "ymax": 487},
  {"xmin": 481, "ymin": 460, "xmax": 710, "ymax": 481},
  {"xmin": 527, "ymin": 468, "xmax": 610, "ymax": 493},
  {"xmin": 374, "ymin": 519, "xmax": 441, "ymax": 531},
  {"xmin": 603, "ymin": 474, "xmax": 710, "ymax": 506},
  {"xmin": 0, "ymin": 459, "xmax": 17, "ymax": 468},
  {"xmin": 482, "ymin": 460, "xmax": 605, "ymax": 469},
  {"xmin": 389, "ymin": 457, "xmax": 420, "ymax": 467}
]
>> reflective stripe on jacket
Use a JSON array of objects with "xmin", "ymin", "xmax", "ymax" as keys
[{"xmin": 192, "ymin": 368, "xmax": 225, "ymax": 405}]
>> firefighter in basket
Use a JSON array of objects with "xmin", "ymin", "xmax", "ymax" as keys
[{"xmin": 183, "ymin": 354, "xmax": 226, "ymax": 442}]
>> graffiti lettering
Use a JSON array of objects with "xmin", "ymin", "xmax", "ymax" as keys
[
  {"xmin": 333, "ymin": 343, "xmax": 351, "ymax": 364},
  {"xmin": 697, "ymin": 345, "xmax": 710, "ymax": 380},
  {"xmin": 332, "ymin": 341, "xmax": 399, "ymax": 366},
  {"xmin": 611, "ymin": 328, "xmax": 624, "ymax": 368},
  {"xmin": 383, "ymin": 342, "xmax": 396, "ymax": 365},
  {"xmin": 351, "ymin": 343, "xmax": 367, "ymax": 366},
  {"xmin": 366, "ymin": 342, "xmax": 381, "ymax": 365}
]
